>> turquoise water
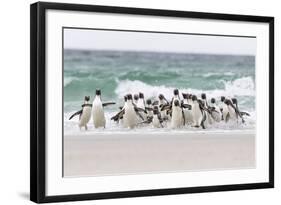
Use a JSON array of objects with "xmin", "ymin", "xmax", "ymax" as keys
[{"xmin": 64, "ymin": 49, "xmax": 255, "ymax": 115}]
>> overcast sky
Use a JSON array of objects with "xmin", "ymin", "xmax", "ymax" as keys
[{"xmin": 64, "ymin": 28, "xmax": 256, "ymax": 56}]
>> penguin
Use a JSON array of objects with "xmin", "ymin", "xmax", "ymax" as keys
[
  {"xmin": 201, "ymin": 93, "xmax": 213, "ymax": 125},
  {"xmin": 232, "ymin": 98, "xmax": 250, "ymax": 118},
  {"xmin": 92, "ymin": 89, "xmax": 116, "ymax": 128},
  {"xmin": 219, "ymin": 96, "xmax": 228, "ymax": 121},
  {"xmin": 171, "ymin": 88, "xmax": 180, "ymax": 105},
  {"xmin": 158, "ymin": 94, "xmax": 170, "ymax": 119},
  {"xmin": 170, "ymin": 99, "xmax": 185, "ymax": 128},
  {"xmin": 138, "ymin": 106, "xmax": 164, "ymax": 128},
  {"xmin": 152, "ymin": 106, "xmax": 164, "ymax": 128},
  {"xmin": 208, "ymin": 98, "xmax": 222, "ymax": 122},
  {"xmin": 133, "ymin": 94, "xmax": 139, "ymax": 105},
  {"xmin": 182, "ymin": 93, "xmax": 193, "ymax": 125},
  {"xmin": 201, "ymin": 93, "xmax": 208, "ymax": 108},
  {"xmin": 123, "ymin": 94, "xmax": 144, "ymax": 129},
  {"xmin": 137, "ymin": 92, "xmax": 147, "ymax": 120},
  {"xmin": 69, "ymin": 96, "xmax": 92, "ymax": 130},
  {"xmin": 137, "ymin": 92, "xmax": 146, "ymax": 109},
  {"xmin": 145, "ymin": 99, "xmax": 153, "ymax": 119},
  {"xmin": 191, "ymin": 95, "xmax": 207, "ymax": 129},
  {"xmin": 223, "ymin": 98, "xmax": 242, "ymax": 123},
  {"xmin": 219, "ymin": 96, "xmax": 226, "ymax": 112}
]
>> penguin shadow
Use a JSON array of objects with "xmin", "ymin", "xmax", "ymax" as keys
[{"xmin": 18, "ymin": 192, "xmax": 29, "ymax": 200}]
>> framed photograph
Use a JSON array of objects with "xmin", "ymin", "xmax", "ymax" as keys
[{"xmin": 30, "ymin": 2, "xmax": 274, "ymax": 203}]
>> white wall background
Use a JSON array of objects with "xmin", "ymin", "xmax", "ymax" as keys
[{"xmin": 0, "ymin": 0, "xmax": 279, "ymax": 204}]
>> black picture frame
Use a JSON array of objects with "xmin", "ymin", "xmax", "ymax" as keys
[{"xmin": 30, "ymin": 2, "xmax": 274, "ymax": 203}]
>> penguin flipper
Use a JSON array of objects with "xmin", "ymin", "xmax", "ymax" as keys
[
  {"xmin": 102, "ymin": 102, "xmax": 116, "ymax": 107},
  {"xmin": 111, "ymin": 109, "xmax": 125, "ymax": 121},
  {"xmin": 181, "ymin": 103, "xmax": 192, "ymax": 110},
  {"xmin": 145, "ymin": 107, "xmax": 153, "ymax": 111},
  {"xmin": 135, "ymin": 110, "xmax": 144, "ymax": 120},
  {"xmin": 134, "ymin": 106, "xmax": 146, "ymax": 113},
  {"xmin": 161, "ymin": 104, "xmax": 172, "ymax": 111},
  {"xmin": 69, "ymin": 110, "xmax": 82, "ymax": 120},
  {"xmin": 152, "ymin": 100, "xmax": 159, "ymax": 106}
]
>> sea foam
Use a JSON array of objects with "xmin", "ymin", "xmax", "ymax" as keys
[{"xmin": 115, "ymin": 76, "xmax": 255, "ymax": 100}]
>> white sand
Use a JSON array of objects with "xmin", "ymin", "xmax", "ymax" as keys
[{"xmin": 63, "ymin": 131, "xmax": 255, "ymax": 177}]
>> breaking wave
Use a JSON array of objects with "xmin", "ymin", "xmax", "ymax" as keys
[{"xmin": 115, "ymin": 76, "xmax": 255, "ymax": 100}]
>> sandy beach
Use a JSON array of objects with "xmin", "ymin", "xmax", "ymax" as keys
[{"xmin": 63, "ymin": 131, "xmax": 255, "ymax": 177}]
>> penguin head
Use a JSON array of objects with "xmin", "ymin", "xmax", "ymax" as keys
[
  {"xmin": 188, "ymin": 94, "xmax": 192, "ymax": 99},
  {"xmin": 221, "ymin": 96, "xmax": 225, "ymax": 102},
  {"xmin": 211, "ymin": 98, "xmax": 216, "ymax": 104},
  {"xmin": 146, "ymin": 99, "xmax": 152, "ymax": 105},
  {"xmin": 127, "ymin": 94, "xmax": 133, "ymax": 101},
  {"xmin": 232, "ymin": 98, "xmax": 237, "ymax": 105},
  {"xmin": 134, "ymin": 94, "xmax": 139, "ymax": 101},
  {"xmin": 182, "ymin": 93, "xmax": 188, "ymax": 99},
  {"xmin": 224, "ymin": 99, "xmax": 231, "ymax": 105},
  {"xmin": 96, "ymin": 89, "xmax": 101, "ymax": 96},
  {"xmin": 174, "ymin": 99, "xmax": 180, "ymax": 107},
  {"xmin": 192, "ymin": 95, "xmax": 197, "ymax": 101},
  {"xmin": 84, "ymin": 96, "xmax": 90, "ymax": 102},
  {"xmin": 201, "ymin": 93, "xmax": 206, "ymax": 100},
  {"xmin": 158, "ymin": 94, "xmax": 164, "ymax": 100},
  {"xmin": 139, "ymin": 92, "xmax": 144, "ymax": 99},
  {"xmin": 173, "ymin": 89, "xmax": 179, "ymax": 96}
]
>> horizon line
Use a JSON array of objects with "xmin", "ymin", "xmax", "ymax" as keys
[{"xmin": 63, "ymin": 48, "xmax": 255, "ymax": 57}]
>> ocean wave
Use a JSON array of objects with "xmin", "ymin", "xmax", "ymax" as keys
[
  {"xmin": 64, "ymin": 77, "xmax": 79, "ymax": 87},
  {"xmin": 201, "ymin": 72, "xmax": 235, "ymax": 78},
  {"xmin": 114, "ymin": 76, "xmax": 255, "ymax": 100}
]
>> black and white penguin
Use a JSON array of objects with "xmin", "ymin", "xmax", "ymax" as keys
[
  {"xmin": 137, "ymin": 92, "xmax": 147, "ymax": 120},
  {"xmin": 171, "ymin": 89, "xmax": 180, "ymax": 105},
  {"xmin": 201, "ymin": 93, "xmax": 213, "ymax": 125},
  {"xmin": 158, "ymin": 94, "xmax": 170, "ymax": 119},
  {"xmin": 219, "ymin": 96, "xmax": 228, "ymax": 120},
  {"xmin": 182, "ymin": 93, "xmax": 193, "ymax": 125},
  {"xmin": 209, "ymin": 98, "xmax": 222, "ymax": 122},
  {"xmin": 152, "ymin": 106, "xmax": 164, "ymax": 128},
  {"xmin": 137, "ymin": 93, "xmax": 145, "ymax": 109},
  {"xmin": 133, "ymin": 94, "xmax": 139, "ymax": 105},
  {"xmin": 123, "ymin": 94, "xmax": 144, "ymax": 129},
  {"xmin": 191, "ymin": 95, "xmax": 207, "ymax": 129},
  {"xmin": 232, "ymin": 98, "xmax": 250, "ymax": 118},
  {"xmin": 223, "ymin": 98, "xmax": 242, "ymax": 123},
  {"xmin": 170, "ymin": 99, "xmax": 185, "ymax": 128},
  {"xmin": 145, "ymin": 99, "xmax": 153, "ymax": 119},
  {"xmin": 201, "ymin": 93, "xmax": 208, "ymax": 108},
  {"xmin": 92, "ymin": 89, "xmax": 116, "ymax": 128},
  {"xmin": 69, "ymin": 96, "xmax": 92, "ymax": 130}
]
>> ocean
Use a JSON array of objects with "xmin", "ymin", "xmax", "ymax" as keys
[{"xmin": 64, "ymin": 49, "xmax": 256, "ymax": 133}]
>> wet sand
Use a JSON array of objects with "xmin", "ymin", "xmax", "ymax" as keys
[{"xmin": 64, "ymin": 131, "xmax": 255, "ymax": 177}]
